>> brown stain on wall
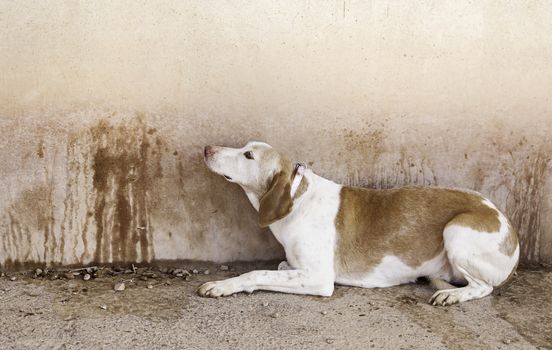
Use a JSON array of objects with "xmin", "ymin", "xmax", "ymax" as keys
[
  {"xmin": 337, "ymin": 126, "xmax": 437, "ymax": 190},
  {"xmin": 343, "ymin": 127, "xmax": 386, "ymax": 162},
  {"xmin": 507, "ymin": 150, "xmax": 550, "ymax": 262},
  {"xmin": 36, "ymin": 140, "xmax": 45, "ymax": 159},
  {"xmin": 1, "ymin": 185, "xmax": 55, "ymax": 269},
  {"xmin": 89, "ymin": 116, "xmax": 162, "ymax": 264},
  {"xmin": 1, "ymin": 115, "xmax": 165, "ymax": 269},
  {"xmin": 61, "ymin": 133, "xmax": 94, "ymax": 264}
]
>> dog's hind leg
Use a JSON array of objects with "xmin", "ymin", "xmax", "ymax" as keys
[
  {"xmin": 429, "ymin": 278, "xmax": 456, "ymax": 290},
  {"xmin": 430, "ymin": 267, "xmax": 494, "ymax": 306},
  {"xmin": 429, "ymin": 206, "xmax": 519, "ymax": 306}
]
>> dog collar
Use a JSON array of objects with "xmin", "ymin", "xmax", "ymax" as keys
[{"xmin": 290, "ymin": 162, "xmax": 306, "ymax": 197}]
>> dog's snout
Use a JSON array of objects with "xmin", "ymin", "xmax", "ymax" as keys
[{"xmin": 204, "ymin": 145, "xmax": 215, "ymax": 158}]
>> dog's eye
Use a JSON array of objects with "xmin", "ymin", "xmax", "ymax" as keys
[{"xmin": 244, "ymin": 151, "xmax": 254, "ymax": 160}]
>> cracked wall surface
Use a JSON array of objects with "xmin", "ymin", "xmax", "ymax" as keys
[{"xmin": 1, "ymin": 1, "xmax": 551, "ymax": 268}]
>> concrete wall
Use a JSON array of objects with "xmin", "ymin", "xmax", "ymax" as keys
[{"xmin": 1, "ymin": 0, "xmax": 551, "ymax": 269}]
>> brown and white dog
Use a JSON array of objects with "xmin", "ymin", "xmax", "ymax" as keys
[{"xmin": 198, "ymin": 141, "xmax": 519, "ymax": 305}]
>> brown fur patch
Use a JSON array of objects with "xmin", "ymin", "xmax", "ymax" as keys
[
  {"xmin": 499, "ymin": 223, "xmax": 519, "ymax": 256},
  {"xmin": 258, "ymin": 171, "xmax": 293, "ymax": 227},
  {"xmin": 448, "ymin": 211, "xmax": 501, "ymax": 233},
  {"xmin": 335, "ymin": 186, "xmax": 502, "ymax": 275}
]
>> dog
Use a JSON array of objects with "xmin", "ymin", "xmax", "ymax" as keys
[{"xmin": 198, "ymin": 141, "xmax": 519, "ymax": 305}]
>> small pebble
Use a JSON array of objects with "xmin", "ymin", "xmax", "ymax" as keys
[
  {"xmin": 83, "ymin": 274, "xmax": 91, "ymax": 281},
  {"xmin": 204, "ymin": 270, "xmax": 210, "ymax": 275},
  {"xmin": 321, "ymin": 311, "xmax": 328, "ymax": 315},
  {"xmin": 35, "ymin": 268, "xmax": 43, "ymax": 277},
  {"xmin": 99, "ymin": 305, "xmax": 107, "ymax": 310},
  {"xmin": 220, "ymin": 265, "xmax": 229, "ymax": 271},
  {"xmin": 192, "ymin": 269, "xmax": 199, "ymax": 274},
  {"xmin": 270, "ymin": 312, "xmax": 280, "ymax": 318},
  {"xmin": 124, "ymin": 269, "xmax": 133, "ymax": 274},
  {"xmin": 262, "ymin": 302, "xmax": 269, "ymax": 307},
  {"xmin": 140, "ymin": 276, "xmax": 148, "ymax": 281},
  {"xmin": 147, "ymin": 284, "xmax": 153, "ymax": 289},
  {"xmin": 502, "ymin": 339, "xmax": 512, "ymax": 345},
  {"xmin": 10, "ymin": 276, "xmax": 16, "ymax": 281},
  {"xmin": 325, "ymin": 338, "xmax": 335, "ymax": 344},
  {"xmin": 113, "ymin": 281, "xmax": 126, "ymax": 291},
  {"xmin": 64, "ymin": 272, "xmax": 75, "ymax": 280}
]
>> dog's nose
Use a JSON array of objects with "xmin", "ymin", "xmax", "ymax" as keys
[{"xmin": 204, "ymin": 145, "xmax": 215, "ymax": 158}]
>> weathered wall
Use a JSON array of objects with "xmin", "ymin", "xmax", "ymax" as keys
[{"xmin": 1, "ymin": 1, "xmax": 551, "ymax": 269}]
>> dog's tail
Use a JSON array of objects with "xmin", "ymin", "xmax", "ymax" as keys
[{"xmin": 429, "ymin": 278, "xmax": 457, "ymax": 290}]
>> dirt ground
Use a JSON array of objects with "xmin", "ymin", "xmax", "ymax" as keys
[{"xmin": 0, "ymin": 262, "xmax": 550, "ymax": 350}]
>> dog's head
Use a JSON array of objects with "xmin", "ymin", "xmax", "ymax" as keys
[{"xmin": 204, "ymin": 141, "xmax": 307, "ymax": 227}]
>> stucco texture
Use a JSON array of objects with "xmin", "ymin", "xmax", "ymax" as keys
[{"xmin": 1, "ymin": 1, "xmax": 551, "ymax": 269}]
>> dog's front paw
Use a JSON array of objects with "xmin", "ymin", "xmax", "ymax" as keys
[{"xmin": 197, "ymin": 280, "xmax": 238, "ymax": 298}]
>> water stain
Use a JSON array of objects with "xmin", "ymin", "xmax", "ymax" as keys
[
  {"xmin": 36, "ymin": 140, "xmax": 45, "ymax": 159},
  {"xmin": 1, "ymin": 185, "xmax": 55, "ymax": 268},
  {"xmin": 336, "ymin": 126, "xmax": 437, "ymax": 189},
  {"xmin": 89, "ymin": 116, "xmax": 163, "ymax": 264},
  {"xmin": 507, "ymin": 151, "xmax": 550, "ymax": 262},
  {"xmin": 1, "ymin": 115, "xmax": 165, "ymax": 269},
  {"xmin": 343, "ymin": 127, "xmax": 386, "ymax": 162}
]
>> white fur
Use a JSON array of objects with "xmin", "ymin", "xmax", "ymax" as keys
[{"xmin": 199, "ymin": 142, "xmax": 520, "ymax": 305}]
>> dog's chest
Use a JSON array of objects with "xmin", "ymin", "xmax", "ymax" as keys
[{"xmin": 269, "ymin": 180, "xmax": 342, "ymax": 270}]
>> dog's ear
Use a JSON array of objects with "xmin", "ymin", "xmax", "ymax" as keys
[{"xmin": 258, "ymin": 171, "xmax": 293, "ymax": 227}]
